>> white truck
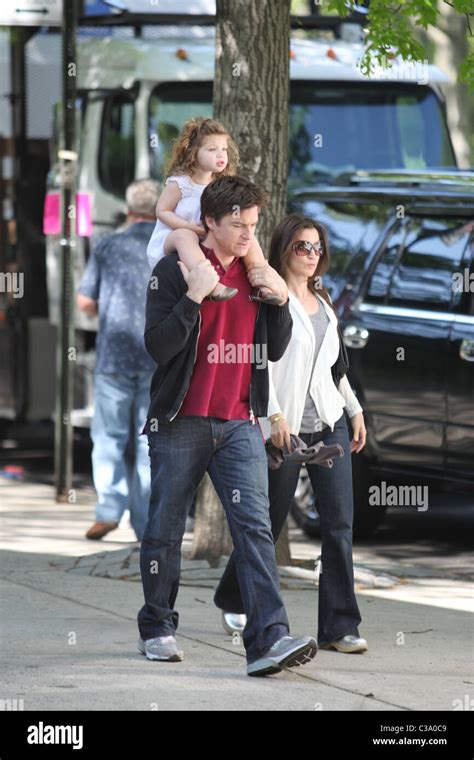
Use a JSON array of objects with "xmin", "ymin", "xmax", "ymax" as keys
[{"xmin": 24, "ymin": 3, "xmax": 464, "ymax": 425}]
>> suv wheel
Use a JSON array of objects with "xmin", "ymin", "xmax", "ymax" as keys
[
  {"xmin": 352, "ymin": 453, "xmax": 386, "ymax": 539},
  {"xmin": 291, "ymin": 457, "xmax": 386, "ymax": 540},
  {"xmin": 290, "ymin": 467, "xmax": 321, "ymax": 538}
]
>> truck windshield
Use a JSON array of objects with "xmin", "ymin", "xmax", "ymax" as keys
[
  {"xmin": 148, "ymin": 81, "xmax": 457, "ymax": 186},
  {"xmin": 288, "ymin": 83, "xmax": 456, "ymax": 187},
  {"xmin": 149, "ymin": 83, "xmax": 213, "ymax": 180}
]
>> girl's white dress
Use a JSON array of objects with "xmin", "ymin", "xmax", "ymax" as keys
[{"xmin": 146, "ymin": 174, "xmax": 207, "ymax": 270}]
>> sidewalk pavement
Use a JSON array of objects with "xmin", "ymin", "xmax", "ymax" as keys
[{"xmin": 1, "ymin": 478, "xmax": 472, "ymax": 711}]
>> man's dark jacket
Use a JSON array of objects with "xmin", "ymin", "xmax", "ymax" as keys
[{"xmin": 144, "ymin": 252, "xmax": 293, "ymax": 424}]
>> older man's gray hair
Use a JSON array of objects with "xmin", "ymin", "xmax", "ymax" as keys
[{"xmin": 126, "ymin": 179, "xmax": 161, "ymax": 217}]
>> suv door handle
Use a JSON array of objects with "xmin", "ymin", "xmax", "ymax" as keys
[
  {"xmin": 460, "ymin": 339, "xmax": 474, "ymax": 362},
  {"xmin": 343, "ymin": 325, "xmax": 369, "ymax": 349}
]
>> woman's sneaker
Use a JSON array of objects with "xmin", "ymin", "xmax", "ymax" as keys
[
  {"xmin": 247, "ymin": 635, "xmax": 317, "ymax": 677},
  {"xmin": 222, "ymin": 611, "xmax": 247, "ymax": 635},
  {"xmin": 137, "ymin": 635, "xmax": 184, "ymax": 661},
  {"xmin": 320, "ymin": 635, "xmax": 368, "ymax": 654}
]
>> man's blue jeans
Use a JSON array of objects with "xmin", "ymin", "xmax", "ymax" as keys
[
  {"xmin": 137, "ymin": 416, "xmax": 290, "ymax": 664},
  {"xmin": 91, "ymin": 371, "xmax": 153, "ymax": 541}
]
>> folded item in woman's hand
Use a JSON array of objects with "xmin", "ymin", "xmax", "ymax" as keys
[{"xmin": 265, "ymin": 434, "xmax": 344, "ymax": 470}]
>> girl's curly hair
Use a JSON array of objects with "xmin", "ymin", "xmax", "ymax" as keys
[{"xmin": 165, "ymin": 117, "xmax": 239, "ymax": 179}]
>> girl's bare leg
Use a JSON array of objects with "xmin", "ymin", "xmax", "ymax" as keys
[
  {"xmin": 164, "ymin": 230, "xmax": 237, "ymax": 299},
  {"xmin": 244, "ymin": 239, "xmax": 274, "ymax": 299}
]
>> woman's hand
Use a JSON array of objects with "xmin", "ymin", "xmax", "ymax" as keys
[
  {"xmin": 270, "ymin": 415, "xmax": 292, "ymax": 451},
  {"xmin": 349, "ymin": 412, "xmax": 366, "ymax": 453}
]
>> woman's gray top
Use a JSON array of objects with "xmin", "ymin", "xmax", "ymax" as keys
[{"xmin": 299, "ymin": 306, "xmax": 330, "ymax": 434}]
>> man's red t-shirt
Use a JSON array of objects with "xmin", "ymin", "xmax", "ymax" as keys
[{"xmin": 178, "ymin": 244, "xmax": 258, "ymax": 420}]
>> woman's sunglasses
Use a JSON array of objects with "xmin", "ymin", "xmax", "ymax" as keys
[{"xmin": 292, "ymin": 240, "xmax": 324, "ymax": 257}]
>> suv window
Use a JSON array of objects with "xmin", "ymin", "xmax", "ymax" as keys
[
  {"xmin": 365, "ymin": 221, "xmax": 407, "ymax": 302},
  {"xmin": 99, "ymin": 92, "xmax": 136, "ymax": 198},
  {"xmin": 365, "ymin": 217, "xmax": 471, "ymax": 311}
]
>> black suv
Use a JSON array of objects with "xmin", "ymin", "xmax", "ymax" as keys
[{"xmin": 290, "ymin": 170, "xmax": 474, "ymax": 537}]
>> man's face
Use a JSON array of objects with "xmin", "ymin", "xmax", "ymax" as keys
[{"xmin": 205, "ymin": 206, "xmax": 259, "ymax": 257}]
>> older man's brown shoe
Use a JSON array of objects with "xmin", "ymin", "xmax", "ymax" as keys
[{"xmin": 85, "ymin": 522, "xmax": 119, "ymax": 540}]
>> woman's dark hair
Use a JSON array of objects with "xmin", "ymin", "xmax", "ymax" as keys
[
  {"xmin": 268, "ymin": 213, "xmax": 333, "ymax": 309},
  {"xmin": 200, "ymin": 174, "xmax": 268, "ymax": 232}
]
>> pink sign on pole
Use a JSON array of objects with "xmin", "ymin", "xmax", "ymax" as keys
[
  {"xmin": 43, "ymin": 192, "xmax": 93, "ymax": 237},
  {"xmin": 43, "ymin": 193, "xmax": 60, "ymax": 235},
  {"xmin": 77, "ymin": 193, "xmax": 93, "ymax": 237}
]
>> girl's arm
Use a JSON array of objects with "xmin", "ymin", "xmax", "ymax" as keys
[{"xmin": 156, "ymin": 181, "xmax": 196, "ymax": 230}]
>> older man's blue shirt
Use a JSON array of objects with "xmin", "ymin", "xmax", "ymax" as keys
[{"xmin": 78, "ymin": 222, "xmax": 156, "ymax": 375}]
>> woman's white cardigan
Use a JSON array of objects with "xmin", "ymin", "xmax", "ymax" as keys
[{"xmin": 259, "ymin": 291, "xmax": 362, "ymax": 439}]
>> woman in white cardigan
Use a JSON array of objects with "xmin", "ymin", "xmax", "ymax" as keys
[{"xmin": 215, "ymin": 213, "xmax": 368, "ymax": 654}]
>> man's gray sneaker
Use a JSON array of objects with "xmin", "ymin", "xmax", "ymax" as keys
[
  {"xmin": 247, "ymin": 635, "xmax": 317, "ymax": 677},
  {"xmin": 138, "ymin": 635, "xmax": 184, "ymax": 662}
]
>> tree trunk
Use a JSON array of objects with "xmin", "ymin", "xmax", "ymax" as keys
[
  {"xmin": 189, "ymin": 473, "xmax": 233, "ymax": 567},
  {"xmin": 425, "ymin": 2, "xmax": 471, "ymax": 167},
  {"xmin": 214, "ymin": 0, "xmax": 291, "ymax": 250},
  {"xmin": 191, "ymin": 0, "xmax": 293, "ymax": 566},
  {"xmin": 275, "ymin": 521, "xmax": 292, "ymax": 566}
]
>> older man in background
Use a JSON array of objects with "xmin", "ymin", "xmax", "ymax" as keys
[{"xmin": 77, "ymin": 179, "xmax": 160, "ymax": 542}]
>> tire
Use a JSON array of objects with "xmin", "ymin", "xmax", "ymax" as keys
[
  {"xmin": 351, "ymin": 452, "xmax": 386, "ymax": 539},
  {"xmin": 290, "ymin": 466, "xmax": 321, "ymax": 538},
  {"xmin": 291, "ymin": 455, "xmax": 386, "ymax": 540}
]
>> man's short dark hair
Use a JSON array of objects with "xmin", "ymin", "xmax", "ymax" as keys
[{"xmin": 200, "ymin": 175, "xmax": 268, "ymax": 232}]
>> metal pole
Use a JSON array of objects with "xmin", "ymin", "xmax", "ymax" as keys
[
  {"xmin": 55, "ymin": 0, "xmax": 78, "ymax": 501},
  {"xmin": 10, "ymin": 27, "xmax": 29, "ymax": 418}
]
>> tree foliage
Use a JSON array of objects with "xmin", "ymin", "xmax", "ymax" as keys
[{"xmin": 329, "ymin": 0, "xmax": 474, "ymax": 87}]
